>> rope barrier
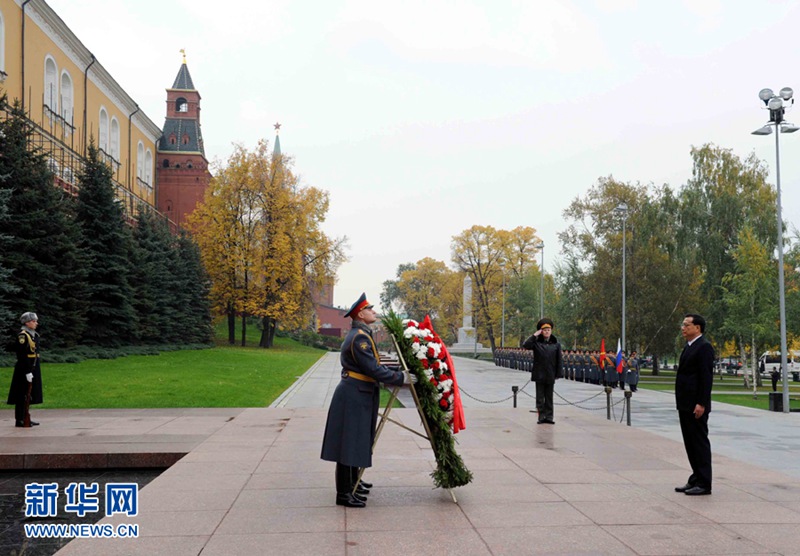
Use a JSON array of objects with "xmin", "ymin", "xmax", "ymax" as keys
[
  {"xmin": 457, "ymin": 381, "xmax": 627, "ymax": 412},
  {"xmin": 454, "ymin": 358, "xmax": 635, "ymax": 425}
]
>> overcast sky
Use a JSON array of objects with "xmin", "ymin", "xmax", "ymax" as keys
[{"xmin": 48, "ymin": 0, "xmax": 800, "ymax": 312}]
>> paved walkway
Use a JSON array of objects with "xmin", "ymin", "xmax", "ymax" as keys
[{"xmin": 0, "ymin": 352, "xmax": 798, "ymax": 555}]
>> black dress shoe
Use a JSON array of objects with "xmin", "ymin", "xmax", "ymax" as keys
[
  {"xmin": 674, "ymin": 483, "xmax": 694, "ymax": 493},
  {"xmin": 537, "ymin": 419, "xmax": 546, "ymax": 424},
  {"xmin": 353, "ymin": 491, "xmax": 367, "ymax": 502},
  {"xmin": 544, "ymin": 419, "xmax": 555, "ymax": 424},
  {"xmin": 355, "ymin": 484, "xmax": 370, "ymax": 495},
  {"xmin": 15, "ymin": 421, "xmax": 24, "ymax": 428},
  {"xmin": 336, "ymin": 493, "xmax": 366, "ymax": 508},
  {"xmin": 684, "ymin": 486, "xmax": 711, "ymax": 496},
  {"xmin": 359, "ymin": 481, "xmax": 373, "ymax": 489},
  {"xmin": 30, "ymin": 421, "xmax": 39, "ymax": 426}
]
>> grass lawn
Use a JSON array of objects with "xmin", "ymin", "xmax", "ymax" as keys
[
  {"xmin": 1, "ymin": 322, "xmax": 403, "ymax": 408},
  {"xmin": 6, "ymin": 336, "xmax": 325, "ymax": 409},
  {"xmin": 636, "ymin": 375, "xmax": 800, "ymax": 411}
]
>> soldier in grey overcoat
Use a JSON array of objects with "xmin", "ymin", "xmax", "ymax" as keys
[
  {"xmin": 320, "ymin": 293, "xmax": 415, "ymax": 507},
  {"xmin": 626, "ymin": 351, "xmax": 640, "ymax": 392}
]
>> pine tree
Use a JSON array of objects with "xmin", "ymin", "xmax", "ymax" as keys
[
  {"xmin": 74, "ymin": 142, "xmax": 137, "ymax": 346},
  {"xmin": 0, "ymin": 96, "xmax": 89, "ymax": 347}
]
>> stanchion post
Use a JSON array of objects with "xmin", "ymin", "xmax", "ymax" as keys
[
  {"xmin": 512, "ymin": 385, "xmax": 518, "ymax": 408},
  {"xmin": 624, "ymin": 390, "xmax": 632, "ymax": 426},
  {"xmin": 605, "ymin": 386, "xmax": 612, "ymax": 420}
]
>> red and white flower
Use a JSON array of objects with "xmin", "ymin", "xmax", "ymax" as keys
[{"xmin": 403, "ymin": 318, "xmax": 456, "ymax": 422}]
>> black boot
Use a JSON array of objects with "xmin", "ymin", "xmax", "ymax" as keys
[
  {"xmin": 336, "ymin": 463, "xmax": 365, "ymax": 507},
  {"xmin": 350, "ymin": 466, "xmax": 371, "ymax": 493}
]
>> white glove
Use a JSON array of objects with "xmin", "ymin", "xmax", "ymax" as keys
[
  {"xmin": 25, "ymin": 373, "xmax": 33, "ymax": 383},
  {"xmin": 403, "ymin": 371, "xmax": 418, "ymax": 385}
]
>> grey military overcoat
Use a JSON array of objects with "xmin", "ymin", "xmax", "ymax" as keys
[{"xmin": 320, "ymin": 322, "xmax": 405, "ymax": 468}]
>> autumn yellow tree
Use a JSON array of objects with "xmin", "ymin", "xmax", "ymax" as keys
[
  {"xmin": 189, "ymin": 140, "xmax": 346, "ymax": 347},
  {"xmin": 451, "ymin": 225, "xmax": 542, "ymax": 350}
]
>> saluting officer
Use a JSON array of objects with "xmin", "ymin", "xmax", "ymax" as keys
[
  {"xmin": 320, "ymin": 293, "xmax": 416, "ymax": 508},
  {"xmin": 7, "ymin": 312, "xmax": 43, "ymax": 427}
]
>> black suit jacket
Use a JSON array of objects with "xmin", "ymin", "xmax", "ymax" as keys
[{"xmin": 675, "ymin": 335, "xmax": 715, "ymax": 412}]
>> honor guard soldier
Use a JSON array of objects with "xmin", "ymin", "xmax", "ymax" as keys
[
  {"xmin": 7, "ymin": 312, "xmax": 43, "ymax": 427},
  {"xmin": 604, "ymin": 352, "xmax": 617, "ymax": 387},
  {"xmin": 576, "ymin": 350, "xmax": 587, "ymax": 382},
  {"xmin": 619, "ymin": 353, "xmax": 628, "ymax": 390},
  {"xmin": 589, "ymin": 350, "xmax": 599, "ymax": 384},
  {"xmin": 320, "ymin": 293, "xmax": 416, "ymax": 508},
  {"xmin": 627, "ymin": 351, "xmax": 640, "ymax": 392}
]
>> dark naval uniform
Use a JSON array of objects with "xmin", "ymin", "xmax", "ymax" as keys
[
  {"xmin": 522, "ymin": 322, "xmax": 563, "ymax": 424},
  {"xmin": 321, "ymin": 321, "xmax": 406, "ymax": 505},
  {"xmin": 7, "ymin": 327, "xmax": 43, "ymax": 425}
]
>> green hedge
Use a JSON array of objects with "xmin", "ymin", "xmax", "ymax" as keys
[{"xmin": 0, "ymin": 342, "xmax": 212, "ymax": 367}]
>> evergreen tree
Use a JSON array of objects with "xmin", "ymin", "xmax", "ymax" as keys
[
  {"xmin": 0, "ymin": 187, "xmax": 18, "ymax": 327},
  {"xmin": 131, "ymin": 211, "xmax": 182, "ymax": 344},
  {"xmin": 175, "ymin": 230, "xmax": 213, "ymax": 344},
  {"xmin": 0, "ymin": 97, "xmax": 88, "ymax": 347},
  {"xmin": 75, "ymin": 142, "xmax": 137, "ymax": 346}
]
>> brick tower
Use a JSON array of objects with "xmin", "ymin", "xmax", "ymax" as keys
[{"xmin": 156, "ymin": 53, "xmax": 211, "ymax": 227}]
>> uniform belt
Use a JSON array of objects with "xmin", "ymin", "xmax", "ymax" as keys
[
  {"xmin": 26, "ymin": 354, "xmax": 39, "ymax": 358},
  {"xmin": 343, "ymin": 370, "xmax": 376, "ymax": 383}
]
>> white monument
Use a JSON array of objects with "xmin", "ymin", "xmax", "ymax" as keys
[{"xmin": 451, "ymin": 275, "xmax": 483, "ymax": 351}]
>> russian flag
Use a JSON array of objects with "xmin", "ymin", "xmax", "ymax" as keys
[{"xmin": 615, "ymin": 339, "xmax": 623, "ymax": 374}]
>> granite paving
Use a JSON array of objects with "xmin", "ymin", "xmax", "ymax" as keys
[{"xmin": 0, "ymin": 351, "xmax": 796, "ymax": 555}]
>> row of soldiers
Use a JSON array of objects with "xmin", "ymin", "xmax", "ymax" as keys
[{"xmin": 494, "ymin": 348, "xmax": 641, "ymax": 391}]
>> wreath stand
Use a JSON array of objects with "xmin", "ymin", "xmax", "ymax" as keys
[{"xmin": 353, "ymin": 334, "xmax": 458, "ymax": 504}]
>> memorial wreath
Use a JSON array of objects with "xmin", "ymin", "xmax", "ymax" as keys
[{"xmin": 384, "ymin": 311, "xmax": 473, "ymax": 489}]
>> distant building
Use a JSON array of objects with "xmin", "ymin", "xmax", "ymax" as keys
[
  {"xmin": 0, "ymin": 0, "xmax": 209, "ymax": 228},
  {"xmin": 312, "ymin": 279, "xmax": 350, "ymax": 338},
  {"xmin": 311, "ymin": 281, "xmax": 388, "ymax": 343},
  {"xmin": 156, "ymin": 56, "xmax": 212, "ymax": 227}
]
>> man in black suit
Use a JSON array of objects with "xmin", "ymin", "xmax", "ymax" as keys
[{"xmin": 674, "ymin": 314, "xmax": 715, "ymax": 496}]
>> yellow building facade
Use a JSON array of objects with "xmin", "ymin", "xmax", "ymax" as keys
[{"xmin": 0, "ymin": 0, "xmax": 161, "ymax": 214}]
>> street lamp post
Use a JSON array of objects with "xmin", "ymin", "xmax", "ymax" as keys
[
  {"xmin": 752, "ymin": 86, "xmax": 798, "ymax": 414},
  {"xmin": 500, "ymin": 260, "xmax": 506, "ymax": 348},
  {"xmin": 535, "ymin": 242, "xmax": 545, "ymax": 318},
  {"xmin": 614, "ymin": 203, "xmax": 629, "ymax": 353}
]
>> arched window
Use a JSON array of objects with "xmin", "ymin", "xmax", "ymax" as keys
[
  {"xmin": 162, "ymin": 159, "xmax": 170, "ymax": 168},
  {"xmin": 145, "ymin": 149, "xmax": 153, "ymax": 185},
  {"xmin": 175, "ymin": 97, "xmax": 188, "ymax": 112},
  {"xmin": 60, "ymin": 71, "xmax": 73, "ymax": 125},
  {"xmin": 44, "ymin": 56, "xmax": 58, "ymax": 112},
  {"xmin": 169, "ymin": 133, "xmax": 176, "ymax": 145},
  {"xmin": 98, "ymin": 107, "xmax": 109, "ymax": 152},
  {"xmin": 110, "ymin": 117, "xmax": 120, "ymax": 161},
  {"xmin": 137, "ymin": 141, "xmax": 144, "ymax": 180}
]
